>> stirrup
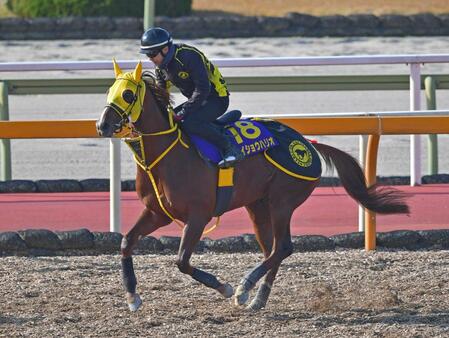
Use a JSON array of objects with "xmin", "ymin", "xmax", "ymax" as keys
[{"xmin": 218, "ymin": 155, "xmax": 237, "ymax": 168}]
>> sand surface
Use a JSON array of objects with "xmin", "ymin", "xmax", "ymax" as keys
[{"xmin": 1, "ymin": 250, "xmax": 448, "ymax": 337}]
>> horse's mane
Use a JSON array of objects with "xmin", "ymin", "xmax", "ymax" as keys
[{"xmin": 142, "ymin": 71, "xmax": 172, "ymax": 113}]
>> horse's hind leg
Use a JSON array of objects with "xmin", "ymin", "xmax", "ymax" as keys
[
  {"xmin": 176, "ymin": 215, "xmax": 234, "ymax": 299},
  {"xmin": 247, "ymin": 202, "xmax": 282, "ymax": 310},
  {"xmin": 246, "ymin": 198, "xmax": 273, "ymax": 257},
  {"xmin": 235, "ymin": 178, "xmax": 318, "ymax": 309},
  {"xmin": 234, "ymin": 201, "xmax": 294, "ymax": 307},
  {"xmin": 121, "ymin": 208, "xmax": 170, "ymax": 311},
  {"xmin": 244, "ymin": 198, "xmax": 278, "ymax": 310}
]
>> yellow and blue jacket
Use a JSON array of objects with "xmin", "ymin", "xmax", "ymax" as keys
[{"xmin": 155, "ymin": 43, "xmax": 229, "ymax": 115}]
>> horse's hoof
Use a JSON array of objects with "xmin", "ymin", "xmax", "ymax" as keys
[
  {"xmin": 247, "ymin": 298, "xmax": 265, "ymax": 311},
  {"xmin": 218, "ymin": 283, "xmax": 234, "ymax": 298},
  {"xmin": 247, "ymin": 282, "xmax": 270, "ymax": 310},
  {"xmin": 234, "ymin": 285, "xmax": 249, "ymax": 306},
  {"xmin": 127, "ymin": 293, "xmax": 142, "ymax": 312}
]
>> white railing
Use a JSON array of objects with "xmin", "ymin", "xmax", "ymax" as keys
[
  {"xmin": 1, "ymin": 54, "xmax": 449, "ymax": 71},
  {"xmin": 2, "ymin": 55, "xmax": 449, "ymax": 232}
]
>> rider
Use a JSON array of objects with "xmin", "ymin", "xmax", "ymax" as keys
[{"xmin": 139, "ymin": 27, "xmax": 241, "ymax": 167}]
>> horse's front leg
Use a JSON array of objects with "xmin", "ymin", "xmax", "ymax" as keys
[
  {"xmin": 121, "ymin": 208, "xmax": 170, "ymax": 312},
  {"xmin": 176, "ymin": 218, "xmax": 234, "ymax": 299}
]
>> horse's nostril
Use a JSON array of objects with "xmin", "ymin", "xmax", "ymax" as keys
[
  {"xmin": 96, "ymin": 120, "xmax": 111, "ymax": 137},
  {"xmin": 102, "ymin": 123, "xmax": 114, "ymax": 137}
]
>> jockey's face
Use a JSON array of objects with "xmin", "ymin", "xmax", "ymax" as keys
[{"xmin": 148, "ymin": 46, "xmax": 169, "ymax": 66}]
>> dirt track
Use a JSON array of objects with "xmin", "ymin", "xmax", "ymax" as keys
[{"xmin": 1, "ymin": 250, "xmax": 448, "ymax": 337}]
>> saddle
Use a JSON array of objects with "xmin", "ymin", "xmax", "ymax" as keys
[
  {"xmin": 188, "ymin": 111, "xmax": 321, "ymax": 181},
  {"xmin": 188, "ymin": 110, "xmax": 278, "ymax": 165},
  {"xmin": 215, "ymin": 109, "xmax": 242, "ymax": 125}
]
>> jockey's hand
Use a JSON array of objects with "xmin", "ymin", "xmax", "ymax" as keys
[{"xmin": 173, "ymin": 109, "xmax": 186, "ymax": 123}]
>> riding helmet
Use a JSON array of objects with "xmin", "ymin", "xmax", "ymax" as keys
[{"xmin": 139, "ymin": 27, "xmax": 173, "ymax": 54}]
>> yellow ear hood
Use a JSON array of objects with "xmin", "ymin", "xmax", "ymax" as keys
[
  {"xmin": 113, "ymin": 58, "xmax": 123, "ymax": 78},
  {"xmin": 107, "ymin": 61, "xmax": 147, "ymax": 124},
  {"xmin": 133, "ymin": 61, "xmax": 143, "ymax": 81}
]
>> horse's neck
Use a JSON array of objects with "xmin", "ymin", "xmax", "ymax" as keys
[
  {"xmin": 137, "ymin": 92, "xmax": 186, "ymax": 173},
  {"xmin": 137, "ymin": 91, "xmax": 170, "ymax": 134}
]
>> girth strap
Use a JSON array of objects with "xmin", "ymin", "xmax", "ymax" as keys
[{"xmin": 213, "ymin": 168, "xmax": 235, "ymax": 217}]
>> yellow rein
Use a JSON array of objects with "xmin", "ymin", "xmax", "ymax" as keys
[{"xmin": 128, "ymin": 123, "xmax": 220, "ymax": 236}]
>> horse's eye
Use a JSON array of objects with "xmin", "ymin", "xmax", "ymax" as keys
[{"xmin": 122, "ymin": 89, "xmax": 135, "ymax": 104}]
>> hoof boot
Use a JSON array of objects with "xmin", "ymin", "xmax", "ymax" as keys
[
  {"xmin": 219, "ymin": 283, "xmax": 234, "ymax": 298},
  {"xmin": 234, "ymin": 286, "xmax": 249, "ymax": 306},
  {"xmin": 127, "ymin": 293, "xmax": 142, "ymax": 312}
]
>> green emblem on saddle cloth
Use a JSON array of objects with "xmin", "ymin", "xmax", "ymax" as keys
[
  {"xmin": 261, "ymin": 120, "xmax": 322, "ymax": 181},
  {"xmin": 288, "ymin": 140, "xmax": 313, "ymax": 168}
]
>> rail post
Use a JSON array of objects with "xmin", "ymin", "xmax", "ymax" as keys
[
  {"xmin": 425, "ymin": 76, "xmax": 438, "ymax": 174},
  {"xmin": 358, "ymin": 135, "xmax": 368, "ymax": 231},
  {"xmin": 110, "ymin": 138, "xmax": 121, "ymax": 233},
  {"xmin": 0, "ymin": 82, "xmax": 11, "ymax": 181},
  {"xmin": 364, "ymin": 134, "xmax": 380, "ymax": 250},
  {"xmin": 409, "ymin": 63, "xmax": 422, "ymax": 186},
  {"xmin": 144, "ymin": 0, "xmax": 156, "ymax": 30}
]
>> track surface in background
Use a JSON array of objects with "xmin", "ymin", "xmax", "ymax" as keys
[{"xmin": 1, "ymin": 185, "xmax": 448, "ymax": 239}]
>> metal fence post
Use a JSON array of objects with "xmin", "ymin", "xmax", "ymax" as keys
[
  {"xmin": 409, "ymin": 63, "xmax": 421, "ymax": 186},
  {"xmin": 0, "ymin": 81, "xmax": 11, "ymax": 181},
  {"xmin": 110, "ymin": 138, "xmax": 121, "ymax": 233},
  {"xmin": 424, "ymin": 76, "xmax": 438, "ymax": 175},
  {"xmin": 358, "ymin": 134, "xmax": 368, "ymax": 232},
  {"xmin": 144, "ymin": 0, "xmax": 156, "ymax": 30}
]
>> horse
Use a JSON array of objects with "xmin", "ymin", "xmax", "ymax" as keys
[{"xmin": 96, "ymin": 61, "xmax": 409, "ymax": 312}]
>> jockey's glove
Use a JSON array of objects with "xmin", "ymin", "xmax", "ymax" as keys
[{"xmin": 173, "ymin": 109, "xmax": 186, "ymax": 122}]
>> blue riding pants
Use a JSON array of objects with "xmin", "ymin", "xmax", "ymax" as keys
[{"xmin": 176, "ymin": 96, "xmax": 230, "ymax": 152}]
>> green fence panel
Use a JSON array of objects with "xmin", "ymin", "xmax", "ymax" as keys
[{"xmin": 0, "ymin": 81, "xmax": 11, "ymax": 180}]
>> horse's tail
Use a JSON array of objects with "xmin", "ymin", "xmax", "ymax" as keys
[{"xmin": 313, "ymin": 142, "xmax": 409, "ymax": 214}]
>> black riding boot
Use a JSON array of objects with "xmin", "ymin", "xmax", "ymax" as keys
[{"xmin": 218, "ymin": 137, "xmax": 243, "ymax": 168}]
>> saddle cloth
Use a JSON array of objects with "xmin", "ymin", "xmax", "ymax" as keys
[
  {"xmin": 189, "ymin": 118, "xmax": 278, "ymax": 164},
  {"xmin": 188, "ymin": 114, "xmax": 321, "ymax": 181},
  {"xmin": 262, "ymin": 120, "xmax": 322, "ymax": 181}
]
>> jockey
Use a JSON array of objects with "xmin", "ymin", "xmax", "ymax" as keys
[{"xmin": 139, "ymin": 27, "xmax": 241, "ymax": 168}]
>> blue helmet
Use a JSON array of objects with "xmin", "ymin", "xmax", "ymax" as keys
[{"xmin": 139, "ymin": 27, "xmax": 173, "ymax": 55}]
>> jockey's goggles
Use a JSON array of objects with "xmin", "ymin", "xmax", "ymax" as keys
[{"xmin": 146, "ymin": 49, "xmax": 162, "ymax": 58}]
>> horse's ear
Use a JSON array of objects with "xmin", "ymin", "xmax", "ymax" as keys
[
  {"xmin": 133, "ymin": 61, "xmax": 143, "ymax": 81},
  {"xmin": 113, "ymin": 58, "xmax": 123, "ymax": 78}
]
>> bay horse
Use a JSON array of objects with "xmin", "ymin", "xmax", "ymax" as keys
[{"xmin": 96, "ymin": 61, "xmax": 409, "ymax": 312}]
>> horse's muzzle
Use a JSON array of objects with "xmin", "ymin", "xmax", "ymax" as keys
[
  {"xmin": 96, "ymin": 119, "xmax": 113, "ymax": 137},
  {"xmin": 96, "ymin": 107, "xmax": 115, "ymax": 137}
]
